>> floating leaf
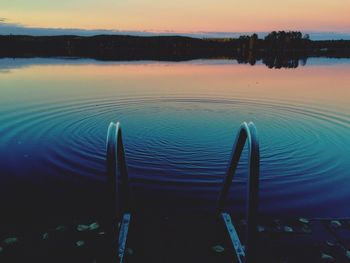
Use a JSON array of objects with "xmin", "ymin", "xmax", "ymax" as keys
[
  {"xmin": 76, "ymin": 240, "xmax": 85, "ymax": 247},
  {"xmin": 326, "ymin": 241, "xmax": 335, "ymax": 247},
  {"xmin": 89, "ymin": 222, "xmax": 100, "ymax": 231},
  {"xmin": 257, "ymin": 226, "xmax": 265, "ymax": 232},
  {"xmin": 330, "ymin": 220, "xmax": 341, "ymax": 228},
  {"xmin": 42, "ymin": 233, "xmax": 49, "ymax": 240},
  {"xmin": 299, "ymin": 218, "xmax": 309, "ymax": 224},
  {"xmin": 212, "ymin": 245, "xmax": 225, "ymax": 253},
  {"xmin": 346, "ymin": 250, "xmax": 350, "ymax": 260},
  {"xmin": 127, "ymin": 248, "xmax": 133, "ymax": 255},
  {"xmin": 56, "ymin": 225, "xmax": 66, "ymax": 231},
  {"xmin": 321, "ymin": 253, "xmax": 334, "ymax": 262},
  {"xmin": 3, "ymin": 237, "xmax": 18, "ymax": 245},
  {"xmin": 77, "ymin": 224, "xmax": 90, "ymax": 232},
  {"xmin": 283, "ymin": 226, "xmax": 293, "ymax": 232}
]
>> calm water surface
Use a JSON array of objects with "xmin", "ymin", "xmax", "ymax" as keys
[{"xmin": 0, "ymin": 58, "xmax": 349, "ymax": 218}]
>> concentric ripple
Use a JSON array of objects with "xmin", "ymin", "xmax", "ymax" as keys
[{"xmin": 0, "ymin": 60, "xmax": 350, "ymax": 217}]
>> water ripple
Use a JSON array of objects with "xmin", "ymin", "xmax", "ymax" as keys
[{"xmin": 1, "ymin": 95, "xmax": 349, "ymax": 196}]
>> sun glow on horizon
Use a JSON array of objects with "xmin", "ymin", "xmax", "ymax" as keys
[{"xmin": 1, "ymin": 0, "xmax": 350, "ymax": 33}]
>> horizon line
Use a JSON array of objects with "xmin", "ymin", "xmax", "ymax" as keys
[{"xmin": 1, "ymin": 22, "xmax": 350, "ymax": 40}]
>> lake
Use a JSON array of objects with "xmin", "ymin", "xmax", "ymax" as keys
[{"xmin": 0, "ymin": 58, "xmax": 349, "ymax": 219}]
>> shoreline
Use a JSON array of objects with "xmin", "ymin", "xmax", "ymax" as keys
[{"xmin": 0, "ymin": 33, "xmax": 349, "ymax": 69}]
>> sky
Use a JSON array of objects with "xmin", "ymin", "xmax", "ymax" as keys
[{"xmin": 0, "ymin": 0, "xmax": 349, "ymax": 33}]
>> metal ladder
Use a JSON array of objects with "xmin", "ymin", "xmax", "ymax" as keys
[{"xmin": 106, "ymin": 121, "xmax": 260, "ymax": 263}]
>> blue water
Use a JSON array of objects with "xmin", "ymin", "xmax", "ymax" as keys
[{"xmin": 0, "ymin": 58, "xmax": 349, "ymax": 218}]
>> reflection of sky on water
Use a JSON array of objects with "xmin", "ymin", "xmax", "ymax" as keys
[
  {"xmin": 0, "ymin": 60, "xmax": 349, "ymax": 217},
  {"xmin": 0, "ymin": 57, "xmax": 350, "ymax": 73}
]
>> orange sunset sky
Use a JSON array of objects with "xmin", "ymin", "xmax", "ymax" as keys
[{"xmin": 1, "ymin": 0, "xmax": 349, "ymax": 33}]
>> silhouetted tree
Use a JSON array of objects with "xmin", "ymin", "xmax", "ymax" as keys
[{"xmin": 303, "ymin": 34, "xmax": 310, "ymax": 40}]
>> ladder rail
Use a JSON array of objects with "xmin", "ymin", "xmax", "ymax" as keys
[
  {"xmin": 106, "ymin": 122, "xmax": 131, "ymax": 262},
  {"xmin": 106, "ymin": 122, "xmax": 130, "ymax": 219},
  {"xmin": 106, "ymin": 121, "xmax": 259, "ymax": 263},
  {"xmin": 217, "ymin": 122, "xmax": 260, "ymax": 263}
]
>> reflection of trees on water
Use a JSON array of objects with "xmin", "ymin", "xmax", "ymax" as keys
[
  {"xmin": 262, "ymin": 55, "xmax": 301, "ymax": 69},
  {"xmin": 235, "ymin": 51, "xmax": 309, "ymax": 69},
  {"xmin": 236, "ymin": 52, "xmax": 308, "ymax": 69},
  {"xmin": 234, "ymin": 31, "xmax": 311, "ymax": 68}
]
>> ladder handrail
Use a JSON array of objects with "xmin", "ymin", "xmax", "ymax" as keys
[
  {"xmin": 106, "ymin": 122, "xmax": 131, "ymax": 262},
  {"xmin": 106, "ymin": 121, "xmax": 259, "ymax": 263},
  {"xmin": 217, "ymin": 122, "xmax": 260, "ymax": 263},
  {"xmin": 106, "ymin": 122, "xmax": 130, "ymax": 221}
]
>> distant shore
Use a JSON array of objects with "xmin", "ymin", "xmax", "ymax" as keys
[{"xmin": 1, "ymin": 31, "xmax": 350, "ymax": 68}]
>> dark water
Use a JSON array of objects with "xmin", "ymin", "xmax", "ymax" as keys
[{"xmin": 0, "ymin": 58, "xmax": 349, "ymax": 218}]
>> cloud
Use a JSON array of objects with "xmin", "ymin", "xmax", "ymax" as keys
[{"xmin": 0, "ymin": 17, "xmax": 7, "ymax": 22}]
